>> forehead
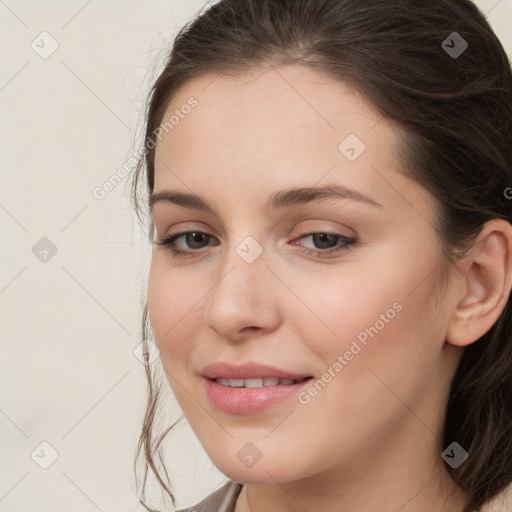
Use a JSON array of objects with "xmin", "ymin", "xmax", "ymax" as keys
[
  {"xmin": 151, "ymin": 64, "xmax": 432, "ymax": 219},
  {"xmin": 158, "ymin": 65, "xmax": 386, "ymax": 153}
]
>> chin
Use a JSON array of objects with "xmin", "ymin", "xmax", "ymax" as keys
[{"xmin": 206, "ymin": 448, "xmax": 312, "ymax": 485}]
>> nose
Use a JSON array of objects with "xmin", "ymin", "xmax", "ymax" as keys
[{"xmin": 204, "ymin": 244, "xmax": 281, "ymax": 342}]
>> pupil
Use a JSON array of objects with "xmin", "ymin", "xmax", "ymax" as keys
[{"xmin": 313, "ymin": 233, "xmax": 337, "ymax": 249}]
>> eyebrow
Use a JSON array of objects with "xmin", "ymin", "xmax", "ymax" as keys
[{"xmin": 149, "ymin": 183, "xmax": 382, "ymax": 215}]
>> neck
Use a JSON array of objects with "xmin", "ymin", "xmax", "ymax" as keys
[
  {"xmin": 233, "ymin": 417, "xmax": 471, "ymax": 512},
  {"xmin": 236, "ymin": 471, "xmax": 469, "ymax": 512}
]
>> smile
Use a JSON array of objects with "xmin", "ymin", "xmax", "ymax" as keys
[
  {"xmin": 203, "ymin": 376, "xmax": 314, "ymax": 414},
  {"xmin": 214, "ymin": 377, "xmax": 309, "ymax": 387}
]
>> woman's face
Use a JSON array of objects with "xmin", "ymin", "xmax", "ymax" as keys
[{"xmin": 148, "ymin": 64, "xmax": 463, "ymax": 487}]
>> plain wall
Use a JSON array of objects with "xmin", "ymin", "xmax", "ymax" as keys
[{"xmin": 1, "ymin": 1, "xmax": 511, "ymax": 511}]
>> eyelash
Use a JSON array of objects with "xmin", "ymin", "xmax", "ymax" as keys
[{"xmin": 155, "ymin": 230, "xmax": 359, "ymax": 259}]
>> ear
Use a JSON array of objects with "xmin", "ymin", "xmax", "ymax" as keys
[{"xmin": 446, "ymin": 219, "xmax": 512, "ymax": 347}]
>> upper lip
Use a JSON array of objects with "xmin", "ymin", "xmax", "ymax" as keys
[{"xmin": 200, "ymin": 362, "xmax": 312, "ymax": 380}]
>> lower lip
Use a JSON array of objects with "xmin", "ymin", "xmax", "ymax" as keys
[{"xmin": 203, "ymin": 377, "xmax": 313, "ymax": 415}]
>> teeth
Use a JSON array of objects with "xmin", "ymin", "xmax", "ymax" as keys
[
  {"xmin": 245, "ymin": 378, "xmax": 264, "ymax": 388},
  {"xmin": 214, "ymin": 377, "xmax": 306, "ymax": 388}
]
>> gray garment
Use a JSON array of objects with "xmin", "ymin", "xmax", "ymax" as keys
[{"xmin": 175, "ymin": 481, "xmax": 244, "ymax": 512}]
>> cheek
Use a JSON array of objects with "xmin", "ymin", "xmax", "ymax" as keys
[
  {"xmin": 286, "ymin": 263, "xmax": 412, "ymax": 356},
  {"xmin": 295, "ymin": 250, "xmax": 441, "ymax": 395},
  {"xmin": 285, "ymin": 271, "xmax": 440, "ymax": 458},
  {"xmin": 339, "ymin": 291, "xmax": 438, "ymax": 420},
  {"xmin": 147, "ymin": 262, "xmax": 199, "ymax": 370}
]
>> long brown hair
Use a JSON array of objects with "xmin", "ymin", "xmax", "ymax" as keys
[{"xmin": 130, "ymin": 1, "xmax": 512, "ymax": 510}]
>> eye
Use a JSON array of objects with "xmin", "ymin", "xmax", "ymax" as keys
[
  {"xmin": 291, "ymin": 232, "xmax": 359, "ymax": 258},
  {"xmin": 155, "ymin": 231, "xmax": 218, "ymax": 257},
  {"xmin": 155, "ymin": 230, "xmax": 359, "ymax": 259}
]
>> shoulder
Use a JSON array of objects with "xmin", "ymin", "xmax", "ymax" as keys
[
  {"xmin": 175, "ymin": 480, "xmax": 244, "ymax": 512},
  {"xmin": 480, "ymin": 483, "xmax": 512, "ymax": 512}
]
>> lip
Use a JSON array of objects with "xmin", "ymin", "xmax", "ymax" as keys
[
  {"xmin": 200, "ymin": 362, "xmax": 313, "ymax": 415},
  {"xmin": 200, "ymin": 362, "xmax": 311, "ymax": 380},
  {"xmin": 203, "ymin": 377, "xmax": 313, "ymax": 415}
]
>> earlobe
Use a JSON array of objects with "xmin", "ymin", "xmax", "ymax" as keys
[{"xmin": 446, "ymin": 219, "xmax": 512, "ymax": 347}]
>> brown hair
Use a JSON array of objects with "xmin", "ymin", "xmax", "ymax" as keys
[{"xmin": 130, "ymin": 1, "xmax": 512, "ymax": 510}]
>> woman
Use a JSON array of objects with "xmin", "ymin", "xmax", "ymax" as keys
[{"xmin": 131, "ymin": 0, "xmax": 512, "ymax": 511}]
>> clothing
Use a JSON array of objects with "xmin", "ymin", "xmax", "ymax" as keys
[
  {"xmin": 175, "ymin": 480, "xmax": 512, "ymax": 512},
  {"xmin": 175, "ymin": 480, "xmax": 243, "ymax": 512}
]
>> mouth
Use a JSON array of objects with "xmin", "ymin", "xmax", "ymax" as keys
[
  {"xmin": 200, "ymin": 361, "xmax": 312, "ymax": 381},
  {"xmin": 199, "ymin": 361, "xmax": 314, "ymax": 414},
  {"xmin": 202, "ymin": 375, "xmax": 314, "ymax": 415},
  {"xmin": 212, "ymin": 376, "xmax": 312, "ymax": 388}
]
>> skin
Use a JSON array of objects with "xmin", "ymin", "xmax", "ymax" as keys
[{"xmin": 147, "ymin": 64, "xmax": 512, "ymax": 512}]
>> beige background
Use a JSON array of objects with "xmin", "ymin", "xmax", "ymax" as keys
[{"xmin": 1, "ymin": 1, "xmax": 511, "ymax": 511}]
